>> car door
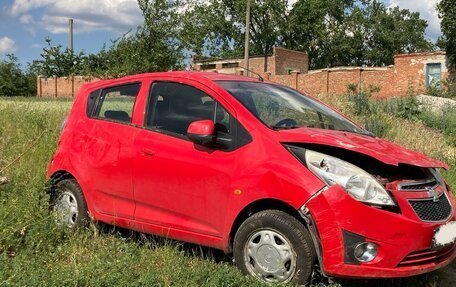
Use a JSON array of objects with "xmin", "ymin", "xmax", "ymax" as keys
[
  {"xmin": 82, "ymin": 82, "xmax": 142, "ymax": 219},
  {"xmin": 132, "ymin": 80, "xmax": 249, "ymax": 240}
]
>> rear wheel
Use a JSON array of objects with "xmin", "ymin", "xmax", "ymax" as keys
[
  {"xmin": 50, "ymin": 179, "xmax": 89, "ymax": 228},
  {"xmin": 233, "ymin": 210, "xmax": 316, "ymax": 284}
]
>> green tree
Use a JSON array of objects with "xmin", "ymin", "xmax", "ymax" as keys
[
  {"xmin": 84, "ymin": 0, "xmax": 184, "ymax": 78},
  {"xmin": 181, "ymin": 0, "xmax": 291, "ymax": 59},
  {"xmin": 33, "ymin": 38, "xmax": 85, "ymax": 78},
  {"xmin": 32, "ymin": 0, "xmax": 185, "ymax": 79},
  {"xmin": 437, "ymin": 0, "xmax": 456, "ymax": 71},
  {"xmin": 182, "ymin": 0, "xmax": 433, "ymax": 69},
  {"xmin": 0, "ymin": 54, "xmax": 36, "ymax": 97},
  {"xmin": 284, "ymin": 0, "xmax": 354, "ymax": 68},
  {"xmin": 286, "ymin": 0, "xmax": 432, "ymax": 68},
  {"xmin": 109, "ymin": 0, "xmax": 184, "ymax": 75},
  {"xmin": 361, "ymin": 2, "xmax": 433, "ymax": 66}
]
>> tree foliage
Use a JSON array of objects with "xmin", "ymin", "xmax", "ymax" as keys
[
  {"xmin": 101, "ymin": 0, "xmax": 184, "ymax": 76},
  {"xmin": 31, "ymin": 0, "xmax": 435, "ymax": 79},
  {"xmin": 0, "ymin": 54, "xmax": 36, "ymax": 97},
  {"xmin": 180, "ymin": 0, "xmax": 292, "ymax": 58},
  {"xmin": 34, "ymin": 0, "xmax": 184, "ymax": 79},
  {"xmin": 182, "ymin": 0, "xmax": 433, "ymax": 69},
  {"xmin": 33, "ymin": 38, "xmax": 85, "ymax": 78},
  {"xmin": 437, "ymin": 0, "xmax": 456, "ymax": 71}
]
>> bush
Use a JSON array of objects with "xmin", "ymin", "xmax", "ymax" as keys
[
  {"xmin": 426, "ymin": 78, "xmax": 456, "ymax": 99},
  {"xmin": 374, "ymin": 96, "xmax": 421, "ymax": 120},
  {"xmin": 442, "ymin": 78, "xmax": 456, "ymax": 99},
  {"xmin": 345, "ymin": 84, "xmax": 394, "ymax": 137},
  {"xmin": 363, "ymin": 114, "xmax": 392, "ymax": 138},
  {"xmin": 0, "ymin": 55, "xmax": 36, "ymax": 97},
  {"xmin": 419, "ymin": 108, "xmax": 456, "ymax": 146},
  {"xmin": 348, "ymin": 92, "xmax": 371, "ymax": 116},
  {"xmin": 346, "ymin": 83, "xmax": 382, "ymax": 117}
]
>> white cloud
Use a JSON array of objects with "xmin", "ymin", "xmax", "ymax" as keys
[
  {"xmin": 5, "ymin": 0, "xmax": 143, "ymax": 34},
  {"xmin": 5, "ymin": 0, "xmax": 55, "ymax": 16},
  {"xmin": 0, "ymin": 37, "xmax": 16, "ymax": 54},
  {"xmin": 19, "ymin": 14, "xmax": 38, "ymax": 36},
  {"xmin": 388, "ymin": 0, "xmax": 441, "ymax": 40}
]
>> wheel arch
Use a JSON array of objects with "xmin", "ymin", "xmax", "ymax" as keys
[
  {"xmin": 47, "ymin": 170, "xmax": 76, "ymax": 194},
  {"xmin": 228, "ymin": 198, "xmax": 307, "ymax": 253}
]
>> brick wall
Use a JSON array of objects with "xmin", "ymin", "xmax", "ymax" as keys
[
  {"xmin": 392, "ymin": 52, "xmax": 449, "ymax": 96},
  {"xmin": 274, "ymin": 47, "xmax": 308, "ymax": 75},
  {"xmin": 267, "ymin": 51, "xmax": 449, "ymax": 98},
  {"xmin": 192, "ymin": 47, "xmax": 308, "ymax": 76},
  {"xmin": 37, "ymin": 76, "xmax": 98, "ymax": 97},
  {"xmin": 38, "ymin": 51, "xmax": 449, "ymax": 98}
]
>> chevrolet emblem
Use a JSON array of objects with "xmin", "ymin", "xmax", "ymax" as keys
[{"xmin": 425, "ymin": 187, "xmax": 440, "ymax": 202}]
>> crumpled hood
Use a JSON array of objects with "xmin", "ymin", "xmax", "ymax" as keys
[{"xmin": 277, "ymin": 128, "xmax": 448, "ymax": 169}]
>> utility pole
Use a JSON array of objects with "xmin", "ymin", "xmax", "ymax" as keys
[
  {"xmin": 69, "ymin": 18, "xmax": 74, "ymax": 97},
  {"xmin": 69, "ymin": 18, "xmax": 74, "ymax": 52},
  {"xmin": 244, "ymin": 0, "xmax": 251, "ymax": 77}
]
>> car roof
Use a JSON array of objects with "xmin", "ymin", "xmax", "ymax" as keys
[{"xmin": 81, "ymin": 71, "xmax": 270, "ymax": 91}]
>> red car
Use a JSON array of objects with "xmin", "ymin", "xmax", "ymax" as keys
[{"xmin": 47, "ymin": 72, "xmax": 456, "ymax": 284}]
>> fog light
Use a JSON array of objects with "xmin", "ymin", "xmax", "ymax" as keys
[{"xmin": 354, "ymin": 242, "xmax": 378, "ymax": 262}]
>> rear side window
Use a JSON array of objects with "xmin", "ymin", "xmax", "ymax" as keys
[
  {"xmin": 86, "ymin": 89, "xmax": 101, "ymax": 116},
  {"xmin": 94, "ymin": 83, "xmax": 141, "ymax": 123},
  {"xmin": 146, "ymin": 82, "xmax": 231, "ymax": 136}
]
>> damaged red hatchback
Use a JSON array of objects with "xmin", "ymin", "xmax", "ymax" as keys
[{"xmin": 47, "ymin": 72, "xmax": 456, "ymax": 284}]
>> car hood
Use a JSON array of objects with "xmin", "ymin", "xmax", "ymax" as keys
[{"xmin": 277, "ymin": 128, "xmax": 448, "ymax": 169}]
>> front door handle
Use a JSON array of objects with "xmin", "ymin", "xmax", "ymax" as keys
[{"xmin": 141, "ymin": 149, "xmax": 156, "ymax": 157}]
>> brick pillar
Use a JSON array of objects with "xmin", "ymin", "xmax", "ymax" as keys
[
  {"xmin": 71, "ymin": 75, "xmax": 75, "ymax": 97},
  {"xmin": 54, "ymin": 77, "xmax": 58, "ymax": 97},
  {"xmin": 326, "ymin": 70, "xmax": 330, "ymax": 95},
  {"xmin": 37, "ymin": 76, "xmax": 42, "ymax": 97},
  {"xmin": 291, "ymin": 71, "xmax": 300, "ymax": 89},
  {"xmin": 359, "ymin": 68, "xmax": 363, "ymax": 94}
]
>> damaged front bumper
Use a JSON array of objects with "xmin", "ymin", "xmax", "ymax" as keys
[{"xmin": 301, "ymin": 185, "xmax": 456, "ymax": 278}]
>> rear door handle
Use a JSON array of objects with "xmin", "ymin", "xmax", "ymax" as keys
[{"xmin": 141, "ymin": 149, "xmax": 156, "ymax": 157}]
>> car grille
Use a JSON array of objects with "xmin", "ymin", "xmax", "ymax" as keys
[
  {"xmin": 409, "ymin": 193, "xmax": 452, "ymax": 222},
  {"xmin": 400, "ymin": 180, "xmax": 438, "ymax": 191},
  {"xmin": 397, "ymin": 244, "xmax": 456, "ymax": 267}
]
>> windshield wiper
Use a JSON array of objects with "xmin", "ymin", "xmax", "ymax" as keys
[
  {"xmin": 271, "ymin": 125, "xmax": 301, "ymax": 130},
  {"xmin": 338, "ymin": 129, "xmax": 376, "ymax": 137}
]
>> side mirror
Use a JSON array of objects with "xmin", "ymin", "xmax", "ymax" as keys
[{"xmin": 187, "ymin": 120, "xmax": 215, "ymax": 145}]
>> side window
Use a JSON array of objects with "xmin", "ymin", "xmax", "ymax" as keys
[
  {"xmin": 95, "ymin": 83, "xmax": 141, "ymax": 123},
  {"xmin": 215, "ymin": 102, "xmax": 231, "ymax": 134},
  {"xmin": 86, "ymin": 89, "xmax": 101, "ymax": 117},
  {"xmin": 146, "ymin": 82, "xmax": 231, "ymax": 136}
]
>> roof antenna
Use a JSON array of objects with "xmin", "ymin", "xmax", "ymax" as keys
[{"xmin": 239, "ymin": 66, "xmax": 264, "ymax": 82}]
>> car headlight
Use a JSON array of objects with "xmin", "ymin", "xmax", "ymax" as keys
[{"xmin": 287, "ymin": 146, "xmax": 395, "ymax": 206}]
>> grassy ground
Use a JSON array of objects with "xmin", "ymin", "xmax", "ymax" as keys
[{"xmin": 0, "ymin": 96, "xmax": 455, "ymax": 286}]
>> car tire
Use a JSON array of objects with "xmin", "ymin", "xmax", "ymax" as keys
[
  {"xmin": 50, "ymin": 179, "xmax": 89, "ymax": 228},
  {"xmin": 233, "ymin": 210, "xmax": 316, "ymax": 284}
]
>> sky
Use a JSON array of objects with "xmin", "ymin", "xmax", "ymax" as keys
[{"xmin": 0, "ymin": 0, "xmax": 443, "ymax": 68}]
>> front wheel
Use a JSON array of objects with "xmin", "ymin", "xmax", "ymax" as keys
[{"xmin": 233, "ymin": 210, "xmax": 316, "ymax": 284}]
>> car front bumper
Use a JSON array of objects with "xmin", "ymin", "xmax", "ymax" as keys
[{"xmin": 304, "ymin": 185, "xmax": 456, "ymax": 278}]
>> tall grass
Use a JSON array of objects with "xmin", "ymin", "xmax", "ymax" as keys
[{"xmin": 0, "ymin": 98, "xmax": 267, "ymax": 287}]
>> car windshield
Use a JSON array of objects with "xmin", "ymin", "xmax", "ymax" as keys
[{"xmin": 217, "ymin": 81, "xmax": 371, "ymax": 136}]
